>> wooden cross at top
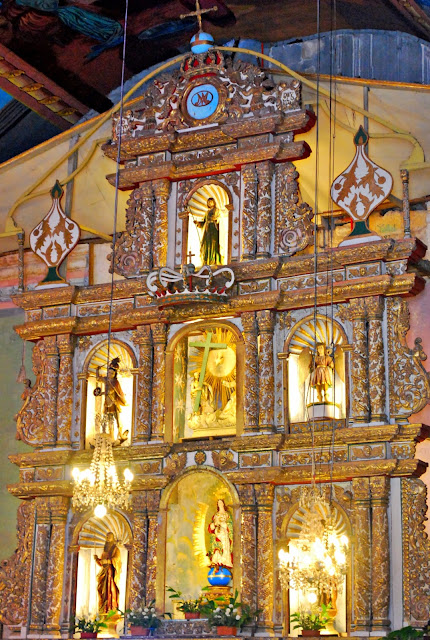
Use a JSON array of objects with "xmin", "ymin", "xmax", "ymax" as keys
[
  {"xmin": 180, "ymin": 0, "xmax": 218, "ymax": 32},
  {"xmin": 187, "ymin": 249, "xmax": 195, "ymax": 263}
]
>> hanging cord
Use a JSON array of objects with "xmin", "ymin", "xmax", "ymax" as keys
[
  {"xmin": 309, "ymin": 0, "xmax": 322, "ymax": 490},
  {"xmin": 106, "ymin": 0, "xmax": 129, "ymax": 374}
]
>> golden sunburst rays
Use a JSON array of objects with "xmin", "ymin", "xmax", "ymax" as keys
[
  {"xmin": 193, "ymin": 502, "xmax": 210, "ymax": 568},
  {"xmin": 289, "ymin": 317, "xmax": 343, "ymax": 356},
  {"xmin": 286, "ymin": 501, "xmax": 348, "ymax": 540},
  {"xmin": 87, "ymin": 342, "xmax": 134, "ymax": 376},
  {"xmin": 187, "ymin": 183, "xmax": 229, "ymax": 221},
  {"xmin": 78, "ymin": 512, "xmax": 131, "ymax": 547},
  {"xmin": 189, "ymin": 327, "xmax": 236, "ymax": 409}
]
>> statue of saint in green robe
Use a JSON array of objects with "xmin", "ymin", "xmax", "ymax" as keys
[{"xmin": 195, "ymin": 197, "xmax": 222, "ymax": 265}]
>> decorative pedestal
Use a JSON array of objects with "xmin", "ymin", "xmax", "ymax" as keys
[{"xmin": 307, "ymin": 402, "xmax": 340, "ymax": 419}]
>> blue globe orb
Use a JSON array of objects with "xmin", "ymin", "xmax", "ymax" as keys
[
  {"xmin": 207, "ymin": 566, "xmax": 232, "ymax": 587},
  {"xmin": 190, "ymin": 31, "xmax": 214, "ymax": 54}
]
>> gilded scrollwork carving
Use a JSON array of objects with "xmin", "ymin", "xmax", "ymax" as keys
[
  {"xmin": 366, "ymin": 296, "xmax": 386, "ymax": 422},
  {"xmin": 146, "ymin": 490, "xmax": 161, "ymax": 603},
  {"xmin": 241, "ymin": 312, "xmax": 259, "ymax": 432},
  {"xmin": 133, "ymin": 326, "xmax": 153, "ymax": 441},
  {"xmin": 236, "ymin": 484, "xmax": 257, "ymax": 610},
  {"xmin": 152, "ymin": 179, "xmax": 171, "ymax": 267},
  {"xmin": 254, "ymin": 483, "xmax": 274, "ymax": 632},
  {"xmin": 110, "ymin": 184, "xmax": 154, "ymax": 278},
  {"xmin": 45, "ymin": 497, "xmax": 69, "ymax": 633},
  {"xmin": 129, "ymin": 491, "xmax": 148, "ymax": 609},
  {"xmin": 0, "ymin": 500, "xmax": 35, "ymax": 625},
  {"xmin": 351, "ymin": 477, "xmax": 371, "ymax": 630},
  {"xmin": 151, "ymin": 323, "xmax": 167, "ymax": 441},
  {"xmin": 275, "ymin": 163, "xmax": 313, "ymax": 256},
  {"xmin": 256, "ymin": 161, "xmax": 274, "ymax": 258},
  {"xmin": 401, "ymin": 478, "xmax": 430, "ymax": 625},
  {"xmin": 163, "ymin": 452, "xmax": 187, "ymax": 476},
  {"xmin": 370, "ymin": 477, "xmax": 390, "ymax": 631},
  {"xmin": 349, "ymin": 298, "xmax": 370, "ymax": 423},
  {"xmin": 387, "ymin": 298, "xmax": 430, "ymax": 422},
  {"xmin": 15, "ymin": 340, "xmax": 47, "ymax": 446},
  {"xmin": 241, "ymin": 165, "xmax": 257, "ymax": 260},
  {"xmin": 257, "ymin": 310, "xmax": 275, "ymax": 432},
  {"xmin": 56, "ymin": 334, "xmax": 73, "ymax": 446}
]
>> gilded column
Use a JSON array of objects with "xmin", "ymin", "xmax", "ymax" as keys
[
  {"xmin": 241, "ymin": 164, "xmax": 257, "ymax": 260},
  {"xmin": 152, "ymin": 179, "xmax": 170, "ymax": 267},
  {"xmin": 366, "ymin": 296, "xmax": 387, "ymax": 422},
  {"xmin": 151, "ymin": 323, "xmax": 167, "ymax": 440},
  {"xmin": 44, "ymin": 335, "xmax": 59, "ymax": 446},
  {"xmin": 237, "ymin": 484, "xmax": 257, "ymax": 611},
  {"xmin": 349, "ymin": 298, "xmax": 370, "ymax": 423},
  {"xmin": 139, "ymin": 183, "xmax": 156, "ymax": 272},
  {"xmin": 129, "ymin": 492, "xmax": 148, "ymax": 609},
  {"xmin": 351, "ymin": 477, "xmax": 371, "ymax": 631},
  {"xmin": 256, "ymin": 161, "xmax": 274, "ymax": 258},
  {"xmin": 45, "ymin": 496, "xmax": 69, "ymax": 635},
  {"xmin": 254, "ymin": 483, "xmax": 275, "ymax": 634},
  {"xmin": 146, "ymin": 490, "xmax": 161, "ymax": 603},
  {"xmin": 257, "ymin": 310, "xmax": 275, "ymax": 431},
  {"xmin": 241, "ymin": 312, "xmax": 259, "ymax": 432},
  {"xmin": 56, "ymin": 334, "xmax": 73, "ymax": 446},
  {"xmin": 133, "ymin": 326, "xmax": 153, "ymax": 442},
  {"xmin": 29, "ymin": 498, "xmax": 51, "ymax": 633},
  {"xmin": 370, "ymin": 476, "xmax": 390, "ymax": 631}
]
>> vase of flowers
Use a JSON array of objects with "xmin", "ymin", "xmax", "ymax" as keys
[
  {"xmin": 74, "ymin": 614, "xmax": 108, "ymax": 638},
  {"xmin": 127, "ymin": 600, "xmax": 163, "ymax": 636},
  {"xmin": 290, "ymin": 605, "xmax": 330, "ymax": 636},
  {"xmin": 201, "ymin": 590, "xmax": 257, "ymax": 636},
  {"xmin": 166, "ymin": 586, "xmax": 209, "ymax": 619}
]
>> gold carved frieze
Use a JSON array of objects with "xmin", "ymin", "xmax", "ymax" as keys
[
  {"xmin": 280, "ymin": 447, "xmax": 348, "ymax": 466},
  {"xmin": 346, "ymin": 263, "xmax": 381, "ymax": 279},
  {"xmin": 239, "ymin": 452, "xmax": 272, "ymax": 468},
  {"xmin": 385, "ymin": 260, "xmax": 408, "ymax": 276},
  {"xmin": 349, "ymin": 444, "xmax": 385, "ymax": 461},
  {"xmin": 238, "ymin": 279, "xmax": 272, "ymax": 295},
  {"xmin": 43, "ymin": 305, "xmax": 71, "ymax": 319},
  {"xmin": 8, "ymin": 480, "xmax": 72, "ymax": 499},
  {"xmin": 134, "ymin": 460, "xmax": 163, "ymax": 475},
  {"xmin": 77, "ymin": 300, "xmax": 134, "ymax": 317},
  {"xmin": 34, "ymin": 467, "xmax": 64, "ymax": 481},
  {"xmin": 391, "ymin": 442, "xmax": 414, "ymax": 460},
  {"xmin": 278, "ymin": 270, "xmax": 344, "ymax": 292},
  {"xmin": 163, "ymin": 452, "xmax": 187, "ymax": 477},
  {"xmin": 289, "ymin": 419, "xmax": 346, "ymax": 434},
  {"xmin": 212, "ymin": 449, "xmax": 237, "ymax": 471},
  {"xmin": 194, "ymin": 451, "xmax": 207, "ymax": 465}
]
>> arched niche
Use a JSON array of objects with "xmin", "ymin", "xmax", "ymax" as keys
[
  {"xmin": 74, "ymin": 511, "xmax": 132, "ymax": 621},
  {"xmin": 278, "ymin": 497, "xmax": 352, "ymax": 636},
  {"xmin": 156, "ymin": 468, "xmax": 240, "ymax": 616},
  {"xmin": 165, "ymin": 320, "xmax": 244, "ymax": 442},
  {"xmin": 182, "ymin": 180, "xmax": 233, "ymax": 267},
  {"xmin": 284, "ymin": 315, "xmax": 349, "ymax": 426},
  {"xmin": 81, "ymin": 340, "xmax": 136, "ymax": 448}
]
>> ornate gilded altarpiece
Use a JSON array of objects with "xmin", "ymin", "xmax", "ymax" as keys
[{"xmin": 1, "ymin": 46, "xmax": 430, "ymax": 639}]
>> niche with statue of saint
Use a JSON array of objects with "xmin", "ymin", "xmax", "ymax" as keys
[
  {"xmin": 82, "ymin": 340, "xmax": 135, "ymax": 448},
  {"xmin": 169, "ymin": 322, "xmax": 243, "ymax": 441},
  {"xmin": 182, "ymin": 181, "xmax": 232, "ymax": 267},
  {"xmin": 285, "ymin": 316, "xmax": 348, "ymax": 424}
]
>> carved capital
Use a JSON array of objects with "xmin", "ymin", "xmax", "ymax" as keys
[
  {"xmin": 132, "ymin": 490, "xmax": 147, "ymax": 514},
  {"xmin": 236, "ymin": 483, "xmax": 256, "ymax": 509},
  {"xmin": 349, "ymin": 297, "xmax": 367, "ymax": 320},
  {"xmin": 151, "ymin": 322, "xmax": 167, "ymax": 344},
  {"xmin": 49, "ymin": 496, "xmax": 69, "ymax": 521},
  {"xmin": 254, "ymin": 483, "xmax": 275, "ymax": 508},
  {"xmin": 152, "ymin": 178, "xmax": 171, "ymax": 200},
  {"xmin": 352, "ymin": 477, "xmax": 370, "ymax": 503},
  {"xmin": 365, "ymin": 295, "xmax": 384, "ymax": 319},
  {"xmin": 134, "ymin": 325, "xmax": 152, "ymax": 345},
  {"xmin": 257, "ymin": 309, "xmax": 275, "ymax": 333},
  {"xmin": 241, "ymin": 311, "xmax": 258, "ymax": 334}
]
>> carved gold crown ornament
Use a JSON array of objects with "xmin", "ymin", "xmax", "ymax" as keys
[
  {"xmin": 72, "ymin": 414, "xmax": 133, "ymax": 518},
  {"xmin": 278, "ymin": 486, "xmax": 349, "ymax": 600}
]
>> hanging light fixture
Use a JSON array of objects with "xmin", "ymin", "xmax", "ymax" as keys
[
  {"xmin": 72, "ymin": 415, "xmax": 133, "ymax": 517},
  {"xmin": 278, "ymin": 486, "xmax": 348, "ymax": 598}
]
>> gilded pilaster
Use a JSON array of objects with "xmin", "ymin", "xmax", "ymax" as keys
[
  {"xmin": 349, "ymin": 299, "xmax": 370, "ymax": 423},
  {"xmin": 256, "ymin": 161, "xmax": 274, "ymax": 258},
  {"xmin": 29, "ymin": 498, "xmax": 51, "ymax": 633},
  {"xmin": 370, "ymin": 476, "xmax": 390, "ymax": 631},
  {"xmin": 366, "ymin": 297, "xmax": 386, "ymax": 422},
  {"xmin": 44, "ymin": 335, "xmax": 59, "ymax": 446},
  {"xmin": 151, "ymin": 323, "xmax": 167, "ymax": 441},
  {"xmin": 237, "ymin": 484, "xmax": 257, "ymax": 611},
  {"xmin": 146, "ymin": 490, "xmax": 161, "ymax": 604},
  {"xmin": 254, "ymin": 483, "xmax": 274, "ymax": 634},
  {"xmin": 133, "ymin": 326, "xmax": 153, "ymax": 442},
  {"xmin": 241, "ymin": 164, "xmax": 257, "ymax": 260},
  {"xmin": 257, "ymin": 310, "xmax": 275, "ymax": 431},
  {"xmin": 351, "ymin": 477, "xmax": 371, "ymax": 631},
  {"xmin": 45, "ymin": 496, "xmax": 69, "ymax": 635},
  {"xmin": 129, "ymin": 492, "xmax": 148, "ymax": 609},
  {"xmin": 56, "ymin": 334, "xmax": 73, "ymax": 446},
  {"xmin": 241, "ymin": 312, "xmax": 259, "ymax": 432},
  {"xmin": 152, "ymin": 179, "xmax": 170, "ymax": 267}
]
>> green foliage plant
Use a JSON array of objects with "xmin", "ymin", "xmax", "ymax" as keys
[
  {"xmin": 166, "ymin": 586, "xmax": 209, "ymax": 613},
  {"xmin": 200, "ymin": 590, "xmax": 259, "ymax": 628},
  {"xmin": 127, "ymin": 600, "xmax": 164, "ymax": 629},
  {"xmin": 384, "ymin": 627, "xmax": 424, "ymax": 640},
  {"xmin": 290, "ymin": 605, "xmax": 330, "ymax": 632}
]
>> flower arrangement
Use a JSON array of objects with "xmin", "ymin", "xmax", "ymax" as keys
[
  {"xmin": 201, "ymin": 590, "xmax": 257, "ymax": 630},
  {"xmin": 290, "ymin": 604, "xmax": 330, "ymax": 633},
  {"xmin": 127, "ymin": 600, "xmax": 163, "ymax": 629},
  {"xmin": 166, "ymin": 586, "xmax": 209, "ymax": 616},
  {"xmin": 74, "ymin": 614, "xmax": 109, "ymax": 636}
]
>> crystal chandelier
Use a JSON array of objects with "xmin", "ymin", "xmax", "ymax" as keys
[
  {"xmin": 72, "ymin": 415, "xmax": 133, "ymax": 518},
  {"xmin": 278, "ymin": 487, "xmax": 348, "ymax": 597}
]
